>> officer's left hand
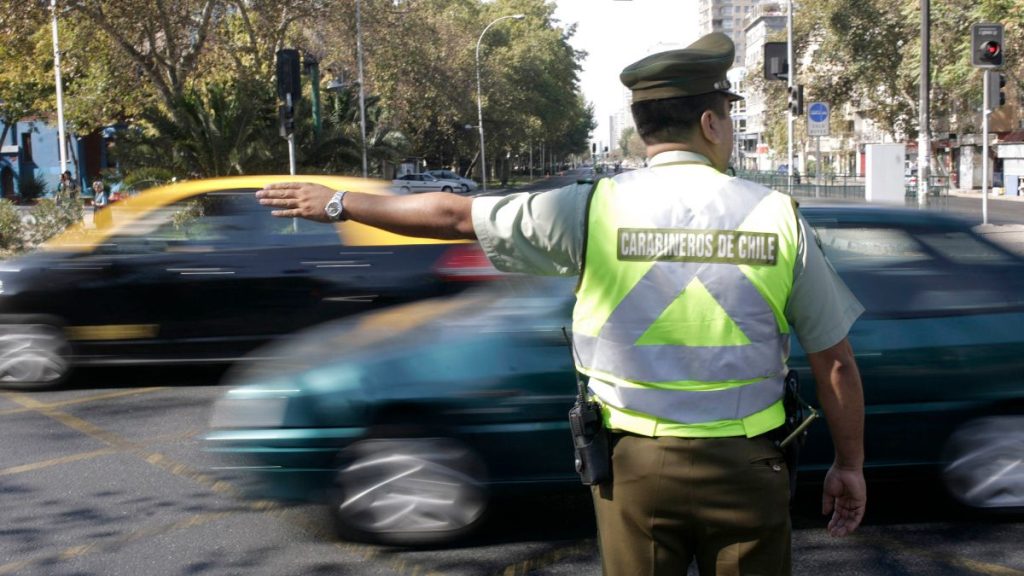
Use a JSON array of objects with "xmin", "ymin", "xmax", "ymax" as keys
[
  {"xmin": 822, "ymin": 464, "xmax": 866, "ymax": 537},
  {"xmin": 257, "ymin": 182, "xmax": 335, "ymax": 222}
]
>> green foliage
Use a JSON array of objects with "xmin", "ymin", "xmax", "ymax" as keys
[
  {"xmin": 117, "ymin": 79, "xmax": 277, "ymax": 177},
  {"xmin": 122, "ymin": 167, "xmax": 175, "ymax": 191},
  {"xmin": 0, "ymin": 199, "xmax": 24, "ymax": 254},
  {"xmin": 17, "ymin": 172, "xmax": 49, "ymax": 202},
  {"xmin": 0, "ymin": 0, "xmax": 594, "ymax": 179},
  {"xmin": 23, "ymin": 199, "xmax": 82, "ymax": 247},
  {"xmin": 795, "ymin": 0, "xmax": 1022, "ymax": 140}
]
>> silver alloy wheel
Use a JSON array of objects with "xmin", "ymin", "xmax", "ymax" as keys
[
  {"xmin": 0, "ymin": 324, "xmax": 71, "ymax": 390},
  {"xmin": 942, "ymin": 416, "xmax": 1024, "ymax": 509},
  {"xmin": 333, "ymin": 437, "xmax": 488, "ymax": 545}
]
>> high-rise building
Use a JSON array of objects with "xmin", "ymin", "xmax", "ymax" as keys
[{"xmin": 697, "ymin": 0, "xmax": 763, "ymax": 66}]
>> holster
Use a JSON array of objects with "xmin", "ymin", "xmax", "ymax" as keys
[{"xmin": 768, "ymin": 370, "xmax": 812, "ymax": 500}]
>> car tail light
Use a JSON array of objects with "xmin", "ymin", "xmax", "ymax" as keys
[{"xmin": 433, "ymin": 243, "xmax": 504, "ymax": 282}]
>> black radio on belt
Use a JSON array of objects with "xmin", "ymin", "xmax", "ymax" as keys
[{"xmin": 562, "ymin": 328, "xmax": 611, "ymax": 486}]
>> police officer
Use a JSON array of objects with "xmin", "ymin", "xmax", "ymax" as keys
[{"xmin": 257, "ymin": 32, "xmax": 866, "ymax": 575}]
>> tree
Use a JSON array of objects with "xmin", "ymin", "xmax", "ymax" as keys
[
  {"xmin": 0, "ymin": 14, "xmax": 52, "ymax": 146},
  {"xmin": 117, "ymin": 79, "xmax": 277, "ymax": 177},
  {"xmin": 794, "ymin": 0, "xmax": 1022, "ymax": 140}
]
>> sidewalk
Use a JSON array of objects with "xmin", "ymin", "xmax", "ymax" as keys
[{"xmin": 947, "ymin": 189, "xmax": 1024, "ymax": 202}]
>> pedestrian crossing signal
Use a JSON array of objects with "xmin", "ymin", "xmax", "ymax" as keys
[{"xmin": 971, "ymin": 23, "xmax": 1004, "ymax": 68}]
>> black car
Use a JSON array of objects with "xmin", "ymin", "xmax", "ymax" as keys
[{"xmin": 0, "ymin": 175, "xmax": 494, "ymax": 390}]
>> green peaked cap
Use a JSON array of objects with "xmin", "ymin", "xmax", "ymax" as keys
[{"xmin": 620, "ymin": 32, "xmax": 743, "ymax": 102}]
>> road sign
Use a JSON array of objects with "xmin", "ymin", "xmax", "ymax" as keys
[{"xmin": 807, "ymin": 102, "xmax": 829, "ymax": 137}]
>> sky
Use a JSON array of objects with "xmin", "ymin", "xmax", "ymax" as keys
[{"xmin": 551, "ymin": 0, "xmax": 701, "ymax": 148}]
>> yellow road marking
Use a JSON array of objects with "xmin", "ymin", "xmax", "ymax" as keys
[
  {"xmin": 0, "ymin": 387, "xmax": 167, "ymax": 416},
  {"xmin": 1, "ymin": 390, "xmax": 439, "ymax": 576},
  {"xmin": 495, "ymin": 540, "xmax": 597, "ymax": 576},
  {"xmin": 0, "ymin": 428, "xmax": 200, "ymax": 477},
  {"xmin": 0, "ymin": 448, "xmax": 117, "ymax": 476}
]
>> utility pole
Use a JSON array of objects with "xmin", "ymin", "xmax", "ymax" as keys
[
  {"xmin": 786, "ymin": 0, "xmax": 794, "ymax": 193},
  {"xmin": 50, "ymin": 0, "xmax": 68, "ymax": 175},
  {"xmin": 917, "ymin": 0, "xmax": 930, "ymax": 206}
]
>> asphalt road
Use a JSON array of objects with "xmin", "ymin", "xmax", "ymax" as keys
[
  {"xmin": 4, "ymin": 173, "xmax": 1024, "ymax": 575},
  {"xmin": 3, "ymin": 369, "xmax": 1024, "ymax": 575}
]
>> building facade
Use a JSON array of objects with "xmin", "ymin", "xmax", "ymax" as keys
[{"xmin": 0, "ymin": 120, "xmax": 113, "ymax": 201}]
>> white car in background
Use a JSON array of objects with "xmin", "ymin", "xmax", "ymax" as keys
[
  {"xmin": 391, "ymin": 173, "xmax": 462, "ymax": 194},
  {"xmin": 426, "ymin": 169, "xmax": 478, "ymax": 194}
]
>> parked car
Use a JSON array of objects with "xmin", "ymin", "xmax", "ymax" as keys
[
  {"xmin": 426, "ymin": 169, "xmax": 478, "ymax": 194},
  {"xmin": 207, "ymin": 204, "xmax": 1024, "ymax": 545},
  {"xmin": 0, "ymin": 175, "xmax": 497, "ymax": 390},
  {"xmin": 391, "ymin": 173, "xmax": 462, "ymax": 194}
]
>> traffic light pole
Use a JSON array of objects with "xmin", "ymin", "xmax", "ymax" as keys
[
  {"xmin": 287, "ymin": 93, "xmax": 297, "ymax": 177},
  {"xmin": 786, "ymin": 0, "xmax": 794, "ymax": 194},
  {"xmin": 982, "ymin": 70, "xmax": 990, "ymax": 225}
]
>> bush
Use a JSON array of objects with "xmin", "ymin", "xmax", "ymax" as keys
[
  {"xmin": 23, "ymin": 198, "xmax": 83, "ymax": 246},
  {"xmin": 123, "ymin": 167, "xmax": 174, "ymax": 191},
  {"xmin": 0, "ymin": 199, "xmax": 25, "ymax": 254},
  {"xmin": 18, "ymin": 172, "xmax": 49, "ymax": 202}
]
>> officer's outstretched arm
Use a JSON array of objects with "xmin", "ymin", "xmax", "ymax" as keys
[
  {"xmin": 806, "ymin": 336, "xmax": 866, "ymax": 538},
  {"xmin": 256, "ymin": 182, "xmax": 476, "ymax": 240}
]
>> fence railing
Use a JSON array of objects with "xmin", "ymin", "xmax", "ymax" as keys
[{"xmin": 735, "ymin": 170, "xmax": 949, "ymax": 201}]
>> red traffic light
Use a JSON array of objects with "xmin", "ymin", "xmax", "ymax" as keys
[{"xmin": 982, "ymin": 40, "xmax": 1001, "ymax": 60}]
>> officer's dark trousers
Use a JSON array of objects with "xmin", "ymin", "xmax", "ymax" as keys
[{"xmin": 592, "ymin": 433, "xmax": 791, "ymax": 576}]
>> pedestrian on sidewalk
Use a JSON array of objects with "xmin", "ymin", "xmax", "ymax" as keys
[{"xmin": 92, "ymin": 180, "xmax": 110, "ymax": 228}]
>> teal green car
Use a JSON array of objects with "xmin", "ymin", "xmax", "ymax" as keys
[{"xmin": 207, "ymin": 205, "xmax": 1024, "ymax": 545}]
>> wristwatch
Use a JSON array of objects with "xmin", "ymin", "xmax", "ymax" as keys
[{"xmin": 325, "ymin": 190, "xmax": 348, "ymax": 221}]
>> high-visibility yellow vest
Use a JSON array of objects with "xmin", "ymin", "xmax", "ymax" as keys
[{"xmin": 573, "ymin": 163, "xmax": 799, "ymax": 438}]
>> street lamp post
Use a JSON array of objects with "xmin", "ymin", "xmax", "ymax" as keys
[
  {"xmin": 50, "ymin": 0, "xmax": 68, "ymax": 175},
  {"xmin": 476, "ymin": 14, "xmax": 524, "ymax": 193},
  {"xmin": 356, "ymin": 0, "xmax": 368, "ymax": 178}
]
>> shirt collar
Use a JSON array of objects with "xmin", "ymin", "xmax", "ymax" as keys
[{"xmin": 648, "ymin": 150, "xmax": 712, "ymax": 168}]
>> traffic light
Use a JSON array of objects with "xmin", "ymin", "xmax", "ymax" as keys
[
  {"xmin": 971, "ymin": 23, "xmax": 1004, "ymax": 68},
  {"xmin": 276, "ymin": 49, "xmax": 302, "ymax": 103},
  {"xmin": 592, "ymin": 143, "xmax": 597, "ymax": 154},
  {"xmin": 987, "ymin": 71, "xmax": 1007, "ymax": 109},
  {"xmin": 763, "ymin": 42, "xmax": 788, "ymax": 81},
  {"xmin": 787, "ymin": 85, "xmax": 803, "ymax": 116}
]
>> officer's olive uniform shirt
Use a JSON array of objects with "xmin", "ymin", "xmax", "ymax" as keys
[{"xmin": 471, "ymin": 150, "xmax": 863, "ymax": 358}]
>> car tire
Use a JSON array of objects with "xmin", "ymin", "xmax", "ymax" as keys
[
  {"xmin": 401, "ymin": 186, "xmax": 412, "ymax": 194},
  {"xmin": 941, "ymin": 416, "xmax": 1024, "ymax": 510},
  {"xmin": 330, "ymin": 437, "xmax": 489, "ymax": 546},
  {"xmin": 461, "ymin": 185, "xmax": 470, "ymax": 194},
  {"xmin": 0, "ymin": 323, "xmax": 72, "ymax": 390},
  {"xmin": 441, "ymin": 186, "xmax": 453, "ymax": 193}
]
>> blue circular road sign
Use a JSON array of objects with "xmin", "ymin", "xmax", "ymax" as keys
[{"xmin": 808, "ymin": 102, "xmax": 829, "ymax": 123}]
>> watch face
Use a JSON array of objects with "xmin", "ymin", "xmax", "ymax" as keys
[{"xmin": 326, "ymin": 201, "xmax": 342, "ymax": 218}]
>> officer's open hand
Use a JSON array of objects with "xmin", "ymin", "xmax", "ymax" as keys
[
  {"xmin": 256, "ymin": 182, "xmax": 335, "ymax": 222},
  {"xmin": 822, "ymin": 464, "xmax": 866, "ymax": 537}
]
